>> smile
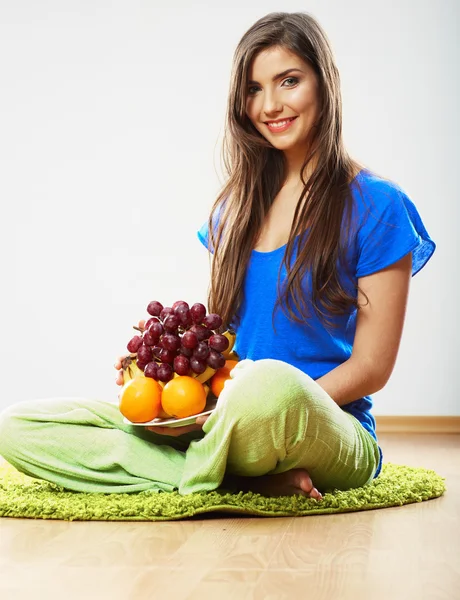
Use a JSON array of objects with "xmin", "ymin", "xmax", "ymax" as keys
[{"xmin": 265, "ymin": 117, "xmax": 297, "ymax": 132}]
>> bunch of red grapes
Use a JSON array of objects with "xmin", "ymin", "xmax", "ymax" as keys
[{"xmin": 126, "ymin": 300, "xmax": 230, "ymax": 383}]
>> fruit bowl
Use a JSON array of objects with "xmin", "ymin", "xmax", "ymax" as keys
[{"xmin": 119, "ymin": 299, "xmax": 238, "ymax": 426}]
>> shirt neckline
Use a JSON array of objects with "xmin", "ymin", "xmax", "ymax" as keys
[{"xmin": 251, "ymin": 168, "xmax": 365, "ymax": 257}]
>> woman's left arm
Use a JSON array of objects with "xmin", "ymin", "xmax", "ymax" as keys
[{"xmin": 315, "ymin": 252, "xmax": 413, "ymax": 406}]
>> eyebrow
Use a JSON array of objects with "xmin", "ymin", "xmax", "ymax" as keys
[{"xmin": 248, "ymin": 68, "xmax": 304, "ymax": 85}]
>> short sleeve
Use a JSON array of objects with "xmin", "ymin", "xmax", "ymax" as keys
[
  {"xmin": 355, "ymin": 180, "xmax": 436, "ymax": 278},
  {"xmin": 197, "ymin": 221, "xmax": 212, "ymax": 253},
  {"xmin": 197, "ymin": 199, "xmax": 227, "ymax": 255}
]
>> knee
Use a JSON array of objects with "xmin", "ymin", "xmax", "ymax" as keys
[
  {"xmin": 0, "ymin": 399, "xmax": 42, "ymax": 461},
  {"xmin": 218, "ymin": 358, "xmax": 324, "ymax": 420}
]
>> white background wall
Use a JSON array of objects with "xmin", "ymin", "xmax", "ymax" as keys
[{"xmin": 1, "ymin": 0, "xmax": 458, "ymax": 415}]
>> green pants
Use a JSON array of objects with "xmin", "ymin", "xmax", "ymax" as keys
[{"xmin": 0, "ymin": 359, "xmax": 380, "ymax": 495}]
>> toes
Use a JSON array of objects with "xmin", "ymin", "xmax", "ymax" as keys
[
  {"xmin": 309, "ymin": 487, "xmax": 323, "ymax": 500},
  {"xmin": 293, "ymin": 469, "xmax": 313, "ymax": 491},
  {"xmin": 294, "ymin": 469, "xmax": 322, "ymax": 500}
]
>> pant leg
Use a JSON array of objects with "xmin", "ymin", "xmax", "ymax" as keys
[
  {"xmin": 179, "ymin": 359, "xmax": 380, "ymax": 495},
  {"xmin": 0, "ymin": 396, "xmax": 198, "ymax": 493}
]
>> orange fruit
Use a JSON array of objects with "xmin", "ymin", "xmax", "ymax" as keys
[
  {"xmin": 161, "ymin": 376, "xmax": 207, "ymax": 419},
  {"xmin": 119, "ymin": 376, "xmax": 162, "ymax": 423},
  {"xmin": 210, "ymin": 360, "xmax": 239, "ymax": 398}
]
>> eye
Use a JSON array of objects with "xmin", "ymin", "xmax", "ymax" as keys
[
  {"xmin": 283, "ymin": 77, "xmax": 299, "ymax": 87},
  {"xmin": 247, "ymin": 77, "xmax": 299, "ymax": 96}
]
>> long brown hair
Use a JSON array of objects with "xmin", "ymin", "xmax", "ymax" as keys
[{"xmin": 207, "ymin": 11, "xmax": 368, "ymax": 332}]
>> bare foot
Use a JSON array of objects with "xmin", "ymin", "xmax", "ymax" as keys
[{"xmin": 224, "ymin": 468, "xmax": 322, "ymax": 500}]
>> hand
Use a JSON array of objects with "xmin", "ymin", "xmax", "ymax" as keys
[
  {"xmin": 114, "ymin": 319, "xmax": 146, "ymax": 386},
  {"xmin": 145, "ymin": 414, "xmax": 210, "ymax": 436}
]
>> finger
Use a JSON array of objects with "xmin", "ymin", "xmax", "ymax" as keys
[
  {"xmin": 146, "ymin": 423, "xmax": 202, "ymax": 436},
  {"xmin": 115, "ymin": 372, "xmax": 124, "ymax": 386},
  {"xmin": 145, "ymin": 426, "xmax": 169, "ymax": 435},
  {"xmin": 138, "ymin": 319, "xmax": 146, "ymax": 331},
  {"xmin": 195, "ymin": 415, "xmax": 210, "ymax": 426},
  {"xmin": 114, "ymin": 355, "xmax": 126, "ymax": 370},
  {"xmin": 146, "ymin": 426, "xmax": 183, "ymax": 436}
]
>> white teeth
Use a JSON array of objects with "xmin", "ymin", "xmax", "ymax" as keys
[{"xmin": 267, "ymin": 118, "xmax": 295, "ymax": 128}]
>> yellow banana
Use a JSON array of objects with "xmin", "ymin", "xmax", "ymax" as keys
[
  {"xmin": 222, "ymin": 329, "xmax": 237, "ymax": 359},
  {"xmin": 121, "ymin": 356, "xmax": 144, "ymax": 383},
  {"xmin": 195, "ymin": 365, "xmax": 216, "ymax": 384}
]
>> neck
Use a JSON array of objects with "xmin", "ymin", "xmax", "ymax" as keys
[{"xmin": 282, "ymin": 150, "xmax": 318, "ymax": 188}]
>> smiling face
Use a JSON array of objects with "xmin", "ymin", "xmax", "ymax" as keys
[{"xmin": 245, "ymin": 46, "xmax": 320, "ymax": 157}]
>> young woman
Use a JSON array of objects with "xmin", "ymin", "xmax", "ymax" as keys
[{"xmin": 0, "ymin": 12, "xmax": 435, "ymax": 500}]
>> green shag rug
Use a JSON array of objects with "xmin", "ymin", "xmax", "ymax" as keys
[{"xmin": 0, "ymin": 462, "xmax": 445, "ymax": 521}]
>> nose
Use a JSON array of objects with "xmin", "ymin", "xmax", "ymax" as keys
[{"xmin": 261, "ymin": 89, "xmax": 283, "ymax": 119}]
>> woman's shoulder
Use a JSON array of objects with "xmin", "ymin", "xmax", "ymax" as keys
[
  {"xmin": 350, "ymin": 168, "xmax": 413, "ymax": 221},
  {"xmin": 352, "ymin": 168, "xmax": 408, "ymax": 200}
]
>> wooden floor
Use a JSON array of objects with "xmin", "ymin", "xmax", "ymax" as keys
[{"xmin": 0, "ymin": 433, "xmax": 459, "ymax": 600}]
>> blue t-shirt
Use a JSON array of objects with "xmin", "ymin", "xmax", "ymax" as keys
[{"xmin": 197, "ymin": 169, "xmax": 436, "ymax": 478}]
